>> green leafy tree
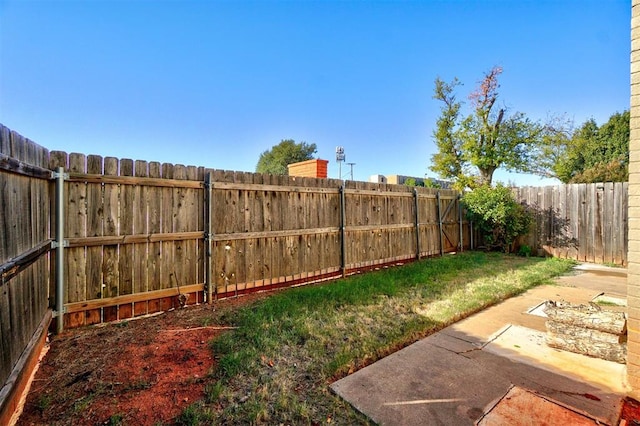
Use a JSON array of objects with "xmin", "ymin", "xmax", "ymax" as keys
[
  {"xmin": 462, "ymin": 184, "xmax": 532, "ymax": 253},
  {"xmin": 423, "ymin": 179, "xmax": 442, "ymax": 189},
  {"xmin": 256, "ymin": 139, "xmax": 317, "ymax": 175},
  {"xmin": 404, "ymin": 177, "xmax": 425, "ymax": 187},
  {"xmin": 431, "ymin": 67, "xmax": 547, "ymax": 189},
  {"xmin": 553, "ymin": 119, "xmax": 597, "ymax": 182},
  {"xmin": 554, "ymin": 111, "xmax": 629, "ymax": 183}
]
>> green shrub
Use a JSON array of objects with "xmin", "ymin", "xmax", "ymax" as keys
[
  {"xmin": 462, "ymin": 184, "xmax": 532, "ymax": 253},
  {"xmin": 518, "ymin": 245, "xmax": 532, "ymax": 257}
]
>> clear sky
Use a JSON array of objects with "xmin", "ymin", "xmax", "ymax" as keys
[{"xmin": 0, "ymin": 0, "xmax": 631, "ymax": 186}]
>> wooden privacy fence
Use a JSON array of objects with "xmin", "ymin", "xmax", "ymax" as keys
[
  {"xmin": 0, "ymin": 125, "xmax": 52, "ymax": 424},
  {"xmin": 51, "ymin": 153, "xmax": 470, "ymax": 328},
  {"xmin": 514, "ymin": 182, "xmax": 628, "ymax": 265},
  {"xmin": 1, "ymin": 122, "xmax": 631, "ymax": 423},
  {"xmin": 0, "ymin": 123, "xmax": 471, "ymax": 422}
]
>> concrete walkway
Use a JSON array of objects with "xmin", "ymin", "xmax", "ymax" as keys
[{"xmin": 331, "ymin": 265, "xmax": 628, "ymax": 425}]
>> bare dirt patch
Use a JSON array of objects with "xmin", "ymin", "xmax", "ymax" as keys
[{"xmin": 17, "ymin": 295, "xmax": 264, "ymax": 426}]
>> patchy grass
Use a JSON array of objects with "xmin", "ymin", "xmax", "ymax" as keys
[{"xmin": 193, "ymin": 252, "xmax": 574, "ymax": 425}]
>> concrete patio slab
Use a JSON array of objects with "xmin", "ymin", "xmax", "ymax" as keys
[
  {"xmin": 484, "ymin": 324, "xmax": 628, "ymax": 394},
  {"xmin": 330, "ymin": 266, "xmax": 629, "ymax": 425}
]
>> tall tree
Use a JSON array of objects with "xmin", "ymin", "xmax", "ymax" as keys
[
  {"xmin": 553, "ymin": 111, "xmax": 629, "ymax": 183},
  {"xmin": 256, "ymin": 139, "xmax": 317, "ymax": 175},
  {"xmin": 430, "ymin": 66, "xmax": 546, "ymax": 189}
]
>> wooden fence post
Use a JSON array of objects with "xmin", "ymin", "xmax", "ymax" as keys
[
  {"xmin": 204, "ymin": 172, "xmax": 214, "ymax": 303},
  {"xmin": 470, "ymin": 221, "xmax": 474, "ymax": 250},
  {"xmin": 436, "ymin": 191, "xmax": 444, "ymax": 256},
  {"xmin": 458, "ymin": 194, "xmax": 463, "ymax": 252},
  {"xmin": 414, "ymin": 188, "xmax": 420, "ymax": 259}
]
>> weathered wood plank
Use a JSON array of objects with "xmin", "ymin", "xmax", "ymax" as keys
[
  {"xmin": 133, "ymin": 160, "xmax": 149, "ymax": 297},
  {"xmin": 603, "ymin": 182, "xmax": 614, "ymax": 265},
  {"xmin": 205, "ymin": 180, "xmax": 339, "ymax": 194},
  {"xmin": 0, "ymin": 273, "xmax": 12, "ymax": 385},
  {"xmin": 66, "ymin": 173, "xmax": 202, "ymax": 188},
  {"xmin": 118, "ymin": 159, "xmax": 134, "ymax": 297},
  {"xmin": 0, "ymin": 124, "xmax": 10, "ymax": 155},
  {"xmin": 7, "ymin": 277, "xmax": 25, "ymax": 376},
  {"xmin": 86, "ymin": 155, "xmax": 103, "ymax": 311},
  {"xmin": 64, "ymin": 283, "xmax": 204, "ymax": 313},
  {"xmin": 185, "ymin": 165, "xmax": 199, "ymax": 290},
  {"xmin": 65, "ymin": 231, "xmax": 203, "ymax": 247},
  {"xmin": 161, "ymin": 163, "xmax": 175, "ymax": 290},
  {"xmin": 549, "ymin": 186, "xmax": 560, "ymax": 257},
  {"xmin": 66, "ymin": 153, "xmax": 87, "ymax": 307},
  {"xmin": 0, "ymin": 173, "xmax": 10, "ymax": 264},
  {"xmin": 577, "ymin": 184, "xmax": 587, "ymax": 261},
  {"xmin": 195, "ymin": 168, "xmax": 205, "ymax": 292},
  {"xmin": 556, "ymin": 185, "xmax": 567, "ymax": 259},
  {"xmin": 587, "ymin": 183, "xmax": 597, "ymax": 263},
  {"xmin": 569, "ymin": 184, "xmax": 580, "ymax": 260},
  {"xmin": 594, "ymin": 183, "xmax": 604, "ymax": 263},
  {"xmin": 147, "ymin": 162, "xmax": 162, "ymax": 292},
  {"xmin": 172, "ymin": 165, "xmax": 187, "ymax": 292},
  {"xmin": 102, "ymin": 157, "xmax": 119, "ymax": 300},
  {"xmin": 0, "ymin": 240, "xmax": 51, "ymax": 284},
  {"xmin": 0, "ymin": 153, "xmax": 52, "ymax": 180}
]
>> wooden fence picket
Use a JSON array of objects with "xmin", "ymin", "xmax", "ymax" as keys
[{"xmin": 514, "ymin": 183, "xmax": 628, "ymax": 265}]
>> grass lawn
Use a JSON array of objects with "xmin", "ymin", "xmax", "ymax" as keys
[{"xmin": 177, "ymin": 252, "xmax": 575, "ymax": 425}]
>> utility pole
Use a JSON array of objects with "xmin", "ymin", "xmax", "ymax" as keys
[{"xmin": 347, "ymin": 162, "xmax": 356, "ymax": 181}]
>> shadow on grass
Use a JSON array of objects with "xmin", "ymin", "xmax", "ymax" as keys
[{"xmin": 196, "ymin": 252, "xmax": 574, "ymax": 425}]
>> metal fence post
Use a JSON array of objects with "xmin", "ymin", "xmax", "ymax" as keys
[
  {"xmin": 204, "ymin": 172, "xmax": 214, "ymax": 303},
  {"xmin": 55, "ymin": 167, "xmax": 65, "ymax": 334}
]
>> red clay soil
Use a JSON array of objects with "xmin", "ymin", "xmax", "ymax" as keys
[
  {"xmin": 16, "ymin": 296, "xmax": 262, "ymax": 426},
  {"xmin": 620, "ymin": 397, "xmax": 640, "ymax": 425}
]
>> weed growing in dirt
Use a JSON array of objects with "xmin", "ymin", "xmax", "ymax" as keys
[
  {"xmin": 35, "ymin": 395, "xmax": 51, "ymax": 414},
  {"xmin": 124, "ymin": 379, "xmax": 152, "ymax": 391},
  {"xmin": 106, "ymin": 413, "xmax": 124, "ymax": 425},
  {"xmin": 204, "ymin": 381, "xmax": 224, "ymax": 403},
  {"xmin": 115, "ymin": 320, "xmax": 129, "ymax": 329},
  {"xmin": 175, "ymin": 402, "xmax": 213, "ymax": 426},
  {"xmin": 72, "ymin": 395, "xmax": 94, "ymax": 413},
  {"xmin": 195, "ymin": 252, "xmax": 574, "ymax": 424}
]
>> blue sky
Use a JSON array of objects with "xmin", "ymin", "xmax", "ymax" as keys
[{"xmin": 0, "ymin": 0, "xmax": 630, "ymax": 186}]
